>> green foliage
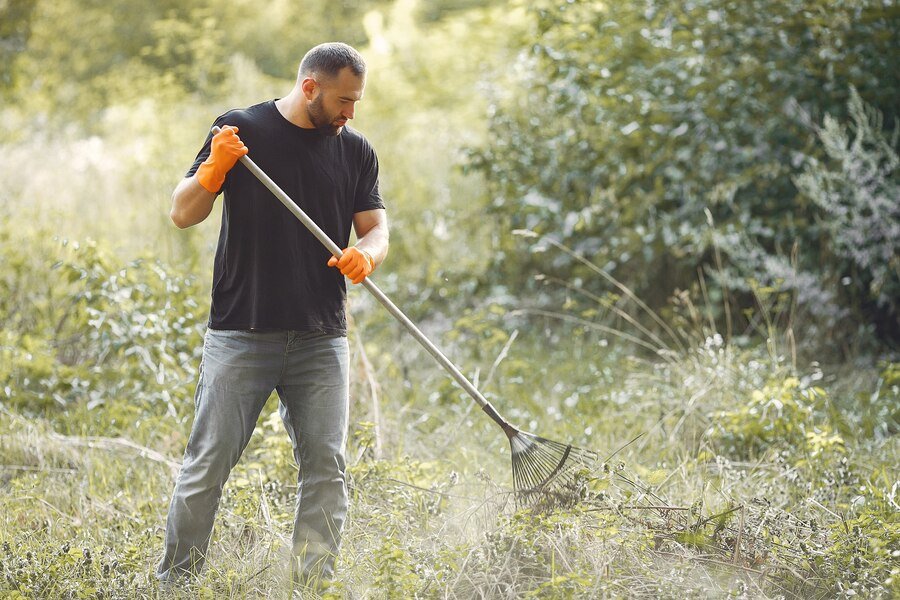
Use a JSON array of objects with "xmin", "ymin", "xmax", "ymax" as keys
[
  {"xmin": 0, "ymin": 0, "xmax": 36, "ymax": 92},
  {"xmin": 474, "ymin": 0, "xmax": 900, "ymax": 348},
  {"xmin": 222, "ymin": 0, "xmax": 392, "ymax": 79},
  {"xmin": 2, "ymin": 280, "xmax": 897, "ymax": 598},
  {"xmin": 818, "ymin": 504, "xmax": 900, "ymax": 597},
  {"xmin": 3, "ymin": 0, "xmax": 394, "ymax": 127},
  {"xmin": 347, "ymin": 0, "xmax": 525, "ymax": 324},
  {"xmin": 794, "ymin": 87, "xmax": 900, "ymax": 337},
  {"xmin": 137, "ymin": 8, "xmax": 232, "ymax": 99},
  {"xmin": 711, "ymin": 375, "xmax": 843, "ymax": 461},
  {"xmin": 8, "ymin": 0, "xmax": 218, "ymax": 121},
  {"xmin": 0, "ymin": 539, "xmax": 148, "ymax": 599},
  {"xmin": 236, "ymin": 407, "xmax": 298, "ymax": 485},
  {"xmin": 1, "ymin": 1, "xmax": 898, "ymax": 597},
  {"xmin": 0, "ymin": 227, "xmax": 205, "ymax": 439},
  {"xmin": 370, "ymin": 538, "xmax": 422, "ymax": 598},
  {"xmin": 862, "ymin": 362, "xmax": 900, "ymax": 439}
]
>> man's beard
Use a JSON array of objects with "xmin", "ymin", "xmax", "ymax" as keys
[{"xmin": 307, "ymin": 95, "xmax": 343, "ymax": 136}]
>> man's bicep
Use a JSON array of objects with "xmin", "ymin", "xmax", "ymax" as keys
[{"xmin": 353, "ymin": 208, "xmax": 388, "ymax": 238}]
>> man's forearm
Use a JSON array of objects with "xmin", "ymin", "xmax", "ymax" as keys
[
  {"xmin": 170, "ymin": 175, "xmax": 217, "ymax": 229},
  {"xmin": 355, "ymin": 223, "xmax": 389, "ymax": 267}
]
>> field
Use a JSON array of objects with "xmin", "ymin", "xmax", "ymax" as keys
[
  {"xmin": 2, "ymin": 0, "xmax": 898, "ymax": 597},
  {"xmin": 1, "ymin": 220, "xmax": 897, "ymax": 598}
]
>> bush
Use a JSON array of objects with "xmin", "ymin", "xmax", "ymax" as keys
[
  {"xmin": 0, "ymin": 230, "xmax": 205, "ymax": 437},
  {"xmin": 473, "ymin": 0, "xmax": 899, "ymax": 350},
  {"xmin": 710, "ymin": 375, "xmax": 843, "ymax": 462},
  {"xmin": 794, "ymin": 87, "xmax": 900, "ymax": 340}
]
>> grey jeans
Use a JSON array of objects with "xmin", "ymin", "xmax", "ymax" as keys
[{"xmin": 157, "ymin": 328, "xmax": 350, "ymax": 583}]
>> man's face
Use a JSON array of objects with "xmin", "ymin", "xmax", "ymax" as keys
[{"xmin": 306, "ymin": 67, "xmax": 365, "ymax": 136}]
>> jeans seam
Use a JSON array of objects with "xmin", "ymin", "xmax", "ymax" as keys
[{"xmin": 279, "ymin": 331, "xmax": 290, "ymax": 383}]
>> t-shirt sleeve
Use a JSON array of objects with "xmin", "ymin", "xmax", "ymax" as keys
[{"xmin": 354, "ymin": 141, "xmax": 385, "ymax": 213}]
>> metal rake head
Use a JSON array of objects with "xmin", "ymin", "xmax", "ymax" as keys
[{"xmin": 508, "ymin": 429, "xmax": 600, "ymax": 510}]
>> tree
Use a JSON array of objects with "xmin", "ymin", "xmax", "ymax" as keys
[
  {"xmin": 5, "ymin": 0, "xmax": 392, "ymax": 127},
  {"xmin": 0, "ymin": 0, "xmax": 37, "ymax": 93},
  {"xmin": 473, "ymin": 0, "xmax": 900, "ymax": 346}
]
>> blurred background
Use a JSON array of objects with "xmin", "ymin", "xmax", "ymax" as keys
[
  {"xmin": 1, "ymin": 0, "xmax": 898, "ymax": 597},
  {"xmin": 2, "ymin": 0, "xmax": 897, "ymax": 352}
]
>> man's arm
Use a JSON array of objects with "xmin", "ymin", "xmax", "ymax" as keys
[
  {"xmin": 170, "ymin": 125, "xmax": 247, "ymax": 229},
  {"xmin": 352, "ymin": 208, "xmax": 389, "ymax": 267},
  {"xmin": 327, "ymin": 208, "xmax": 388, "ymax": 284},
  {"xmin": 170, "ymin": 176, "xmax": 217, "ymax": 229}
]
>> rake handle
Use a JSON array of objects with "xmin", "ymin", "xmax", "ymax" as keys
[{"xmin": 211, "ymin": 126, "xmax": 510, "ymax": 429}]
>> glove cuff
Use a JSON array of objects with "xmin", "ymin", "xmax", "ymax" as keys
[
  {"xmin": 196, "ymin": 160, "xmax": 225, "ymax": 194},
  {"xmin": 358, "ymin": 248, "xmax": 375, "ymax": 271}
]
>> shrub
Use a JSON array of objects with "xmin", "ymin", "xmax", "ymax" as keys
[
  {"xmin": 1, "ymin": 231, "xmax": 205, "ymax": 436},
  {"xmin": 794, "ymin": 87, "xmax": 900, "ymax": 340},
  {"xmin": 472, "ymin": 0, "xmax": 899, "ymax": 350},
  {"xmin": 711, "ymin": 375, "xmax": 843, "ymax": 462}
]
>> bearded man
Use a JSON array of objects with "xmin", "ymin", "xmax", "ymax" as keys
[{"xmin": 158, "ymin": 42, "xmax": 388, "ymax": 589}]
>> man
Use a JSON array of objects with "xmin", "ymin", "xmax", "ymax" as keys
[{"xmin": 158, "ymin": 42, "xmax": 388, "ymax": 587}]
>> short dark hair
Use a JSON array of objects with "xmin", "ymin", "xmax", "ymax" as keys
[{"xmin": 299, "ymin": 42, "xmax": 366, "ymax": 80}]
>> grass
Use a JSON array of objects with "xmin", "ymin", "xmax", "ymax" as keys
[
  {"xmin": 0, "ymin": 93, "xmax": 896, "ymax": 598},
  {"xmin": 2, "ymin": 299, "xmax": 897, "ymax": 599}
]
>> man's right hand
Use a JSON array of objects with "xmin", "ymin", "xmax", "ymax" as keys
[{"xmin": 196, "ymin": 125, "xmax": 249, "ymax": 194}]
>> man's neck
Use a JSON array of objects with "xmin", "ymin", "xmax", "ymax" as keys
[{"xmin": 275, "ymin": 90, "xmax": 314, "ymax": 129}]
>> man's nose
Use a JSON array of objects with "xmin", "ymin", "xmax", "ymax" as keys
[{"xmin": 342, "ymin": 104, "xmax": 355, "ymax": 120}]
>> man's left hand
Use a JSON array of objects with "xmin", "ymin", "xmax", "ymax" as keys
[{"xmin": 328, "ymin": 247, "xmax": 375, "ymax": 284}]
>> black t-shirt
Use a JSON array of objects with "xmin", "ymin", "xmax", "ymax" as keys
[{"xmin": 186, "ymin": 100, "xmax": 384, "ymax": 334}]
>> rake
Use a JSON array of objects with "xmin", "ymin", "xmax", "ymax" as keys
[{"xmin": 214, "ymin": 126, "xmax": 599, "ymax": 508}]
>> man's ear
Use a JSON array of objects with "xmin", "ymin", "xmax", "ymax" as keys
[{"xmin": 300, "ymin": 76, "xmax": 318, "ymax": 100}]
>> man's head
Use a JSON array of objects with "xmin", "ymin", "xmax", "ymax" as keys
[{"xmin": 298, "ymin": 43, "xmax": 367, "ymax": 136}]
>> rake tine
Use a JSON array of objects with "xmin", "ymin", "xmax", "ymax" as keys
[
  {"xmin": 531, "ymin": 445, "xmax": 572, "ymax": 488},
  {"xmin": 516, "ymin": 455, "xmax": 544, "ymax": 491},
  {"xmin": 509, "ymin": 432, "xmax": 599, "ymax": 508}
]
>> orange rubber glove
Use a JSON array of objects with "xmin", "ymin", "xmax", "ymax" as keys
[
  {"xmin": 196, "ymin": 125, "xmax": 248, "ymax": 193},
  {"xmin": 328, "ymin": 247, "xmax": 375, "ymax": 284}
]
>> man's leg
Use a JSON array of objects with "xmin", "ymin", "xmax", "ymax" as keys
[
  {"xmin": 157, "ymin": 329, "xmax": 285, "ymax": 581},
  {"xmin": 276, "ymin": 332, "xmax": 350, "ymax": 585}
]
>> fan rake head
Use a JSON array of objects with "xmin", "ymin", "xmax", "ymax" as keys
[
  {"xmin": 479, "ymin": 403, "xmax": 601, "ymax": 510},
  {"xmin": 507, "ymin": 428, "xmax": 600, "ymax": 510}
]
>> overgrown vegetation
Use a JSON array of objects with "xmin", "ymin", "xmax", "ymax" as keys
[
  {"xmin": 475, "ymin": 0, "xmax": 900, "ymax": 348},
  {"xmin": 2, "ymin": 222, "xmax": 896, "ymax": 598},
  {"xmin": 1, "ymin": 0, "xmax": 897, "ymax": 598}
]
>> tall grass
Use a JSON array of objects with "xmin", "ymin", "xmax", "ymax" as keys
[
  {"xmin": 1, "ymin": 9, "xmax": 896, "ymax": 595},
  {"xmin": 1, "ymin": 220, "xmax": 896, "ymax": 598}
]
